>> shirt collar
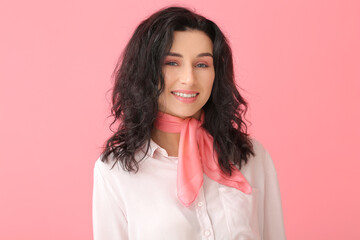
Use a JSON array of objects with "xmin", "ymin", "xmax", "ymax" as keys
[{"xmin": 141, "ymin": 138, "xmax": 169, "ymax": 158}]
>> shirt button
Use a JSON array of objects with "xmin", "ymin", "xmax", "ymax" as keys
[
  {"xmin": 197, "ymin": 201, "xmax": 203, "ymax": 207},
  {"xmin": 204, "ymin": 230, "xmax": 211, "ymax": 236}
]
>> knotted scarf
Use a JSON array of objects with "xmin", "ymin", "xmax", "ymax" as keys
[{"xmin": 154, "ymin": 110, "xmax": 252, "ymax": 207}]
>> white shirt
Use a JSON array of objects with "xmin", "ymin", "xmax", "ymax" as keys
[{"xmin": 92, "ymin": 137, "xmax": 286, "ymax": 240}]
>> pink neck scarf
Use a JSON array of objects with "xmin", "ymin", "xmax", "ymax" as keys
[{"xmin": 154, "ymin": 110, "xmax": 252, "ymax": 207}]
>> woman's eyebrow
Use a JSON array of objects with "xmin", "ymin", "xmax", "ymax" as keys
[{"xmin": 166, "ymin": 52, "xmax": 213, "ymax": 58}]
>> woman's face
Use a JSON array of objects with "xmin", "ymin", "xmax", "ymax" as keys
[{"xmin": 158, "ymin": 30, "xmax": 215, "ymax": 120}]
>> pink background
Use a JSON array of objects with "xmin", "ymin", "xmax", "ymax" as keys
[{"xmin": 1, "ymin": 0, "xmax": 359, "ymax": 239}]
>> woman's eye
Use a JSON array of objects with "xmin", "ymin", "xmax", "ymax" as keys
[
  {"xmin": 196, "ymin": 63, "xmax": 208, "ymax": 68},
  {"xmin": 165, "ymin": 61, "xmax": 178, "ymax": 66},
  {"xmin": 165, "ymin": 62, "xmax": 208, "ymax": 68}
]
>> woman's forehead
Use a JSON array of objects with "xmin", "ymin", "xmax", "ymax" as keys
[{"xmin": 169, "ymin": 30, "xmax": 213, "ymax": 55}]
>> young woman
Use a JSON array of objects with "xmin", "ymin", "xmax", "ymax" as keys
[{"xmin": 92, "ymin": 6, "xmax": 286, "ymax": 240}]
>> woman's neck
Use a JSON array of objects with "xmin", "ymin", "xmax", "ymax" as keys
[{"xmin": 151, "ymin": 127, "xmax": 180, "ymax": 157}]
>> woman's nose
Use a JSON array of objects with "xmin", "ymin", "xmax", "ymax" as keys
[{"xmin": 180, "ymin": 65, "xmax": 196, "ymax": 86}]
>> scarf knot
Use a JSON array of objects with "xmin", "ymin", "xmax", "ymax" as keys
[{"xmin": 154, "ymin": 110, "xmax": 252, "ymax": 207}]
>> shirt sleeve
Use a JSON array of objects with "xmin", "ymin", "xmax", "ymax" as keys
[
  {"xmin": 92, "ymin": 159, "xmax": 129, "ymax": 240},
  {"xmin": 262, "ymin": 150, "xmax": 287, "ymax": 240}
]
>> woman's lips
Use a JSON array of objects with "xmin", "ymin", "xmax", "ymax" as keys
[
  {"xmin": 171, "ymin": 91, "xmax": 199, "ymax": 103},
  {"xmin": 172, "ymin": 90, "xmax": 199, "ymax": 94}
]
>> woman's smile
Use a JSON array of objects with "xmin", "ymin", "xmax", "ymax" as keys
[{"xmin": 171, "ymin": 91, "xmax": 199, "ymax": 103}]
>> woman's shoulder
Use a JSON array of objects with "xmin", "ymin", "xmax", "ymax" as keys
[
  {"xmin": 94, "ymin": 142, "xmax": 153, "ymax": 172},
  {"xmin": 93, "ymin": 150, "xmax": 149, "ymax": 179},
  {"xmin": 94, "ymin": 153, "xmax": 116, "ymax": 171},
  {"xmin": 93, "ymin": 154, "xmax": 115, "ymax": 181},
  {"xmin": 93, "ymin": 152, "xmax": 131, "ymax": 180},
  {"xmin": 249, "ymin": 136, "xmax": 265, "ymax": 150},
  {"xmin": 246, "ymin": 137, "xmax": 270, "ymax": 164},
  {"xmin": 240, "ymin": 137, "xmax": 275, "ymax": 186},
  {"xmin": 249, "ymin": 137, "xmax": 276, "ymax": 169}
]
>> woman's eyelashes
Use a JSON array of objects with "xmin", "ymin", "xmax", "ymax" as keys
[
  {"xmin": 196, "ymin": 63, "xmax": 208, "ymax": 68},
  {"xmin": 165, "ymin": 61, "xmax": 178, "ymax": 66},
  {"xmin": 164, "ymin": 61, "xmax": 209, "ymax": 68}
]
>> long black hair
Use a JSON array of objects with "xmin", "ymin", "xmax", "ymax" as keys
[{"xmin": 101, "ymin": 5, "xmax": 255, "ymax": 176}]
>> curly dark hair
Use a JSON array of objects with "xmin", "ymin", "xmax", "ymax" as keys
[{"xmin": 101, "ymin": 5, "xmax": 255, "ymax": 176}]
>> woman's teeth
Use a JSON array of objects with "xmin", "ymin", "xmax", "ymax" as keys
[{"xmin": 172, "ymin": 92, "xmax": 198, "ymax": 98}]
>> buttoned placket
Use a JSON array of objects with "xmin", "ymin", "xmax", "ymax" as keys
[
  {"xmin": 152, "ymin": 141, "xmax": 215, "ymax": 239},
  {"xmin": 195, "ymin": 185, "xmax": 215, "ymax": 240}
]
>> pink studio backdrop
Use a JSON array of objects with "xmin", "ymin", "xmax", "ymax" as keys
[{"xmin": 0, "ymin": 0, "xmax": 359, "ymax": 239}]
